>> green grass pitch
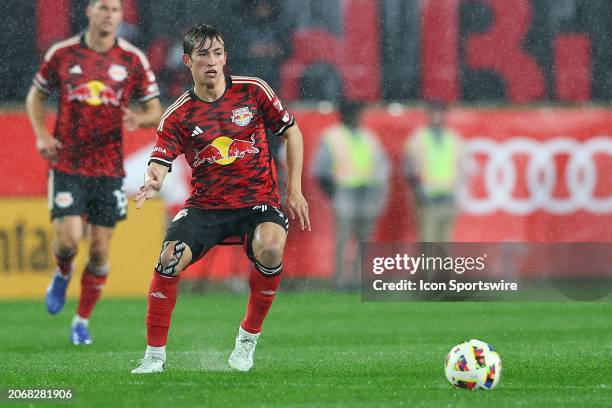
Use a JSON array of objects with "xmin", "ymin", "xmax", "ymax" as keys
[{"xmin": 1, "ymin": 293, "xmax": 611, "ymax": 407}]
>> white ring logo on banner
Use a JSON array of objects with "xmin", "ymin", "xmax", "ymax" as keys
[{"xmin": 458, "ymin": 137, "xmax": 612, "ymax": 215}]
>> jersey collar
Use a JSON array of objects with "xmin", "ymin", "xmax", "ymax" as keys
[
  {"xmin": 189, "ymin": 75, "xmax": 232, "ymax": 104},
  {"xmin": 80, "ymin": 33, "xmax": 119, "ymax": 51}
]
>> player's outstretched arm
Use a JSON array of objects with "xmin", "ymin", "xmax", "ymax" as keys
[
  {"xmin": 25, "ymin": 85, "xmax": 62, "ymax": 161},
  {"xmin": 284, "ymin": 124, "xmax": 311, "ymax": 231},
  {"xmin": 134, "ymin": 162, "xmax": 169, "ymax": 209}
]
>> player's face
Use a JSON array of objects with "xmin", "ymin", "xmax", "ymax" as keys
[
  {"xmin": 87, "ymin": 0, "xmax": 123, "ymax": 36},
  {"xmin": 183, "ymin": 37, "xmax": 227, "ymax": 87}
]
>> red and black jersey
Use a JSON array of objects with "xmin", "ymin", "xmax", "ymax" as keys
[
  {"xmin": 150, "ymin": 75, "xmax": 295, "ymax": 209},
  {"xmin": 33, "ymin": 34, "xmax": 160, "ymax": 178}
]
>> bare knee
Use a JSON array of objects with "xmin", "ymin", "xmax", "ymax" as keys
[
  {"xmin": 252, "ymin": 223, "xmax": 287, "ymax": 267},
  {"xmin": 88, "ymin": 236, "xmax": 112, "ymax": 267},
  {"xmin": 89, "ymin": 246, "xmax": 108, "ymax": 267},
  {"xmin": 55, "ymin": 231, "xmax": 80, "ymax": 255},
  {"xmin": 53, "ymin": 217, "xmax": 83, "ymax": 254},
  {"xmin": 53, "ymin": 235, "xmax": 81, "ymax": 258},
  {"xmin": 254, "ymin": 238, "xmax": 284, "ymax": 267},
  {"xmin": 55, "ymin": 243, "xmax": 78, "ymax": 258}
]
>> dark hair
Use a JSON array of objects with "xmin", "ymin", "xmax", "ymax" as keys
[{"xmin": 183, "ymin": 24, "xmax": 225, "ymax": 56}]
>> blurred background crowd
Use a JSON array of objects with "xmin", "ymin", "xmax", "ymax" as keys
[{"xmin": 1, "ymin": 0, "xmax": 611, "ymax": 103}]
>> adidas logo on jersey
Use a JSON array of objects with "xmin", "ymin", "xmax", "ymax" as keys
[{"xmin": 191, "ymin": 126, "xmax": 203, "ymax": 137}]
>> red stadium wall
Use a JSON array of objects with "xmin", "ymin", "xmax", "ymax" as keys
[{"xmin": 2, "ymin": 108, "xmax": 611, "ymax": 279}]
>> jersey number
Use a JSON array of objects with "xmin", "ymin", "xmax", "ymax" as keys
[{"xmin": 114, "ymin": 188, "xmax": 128, "ymax": 217}]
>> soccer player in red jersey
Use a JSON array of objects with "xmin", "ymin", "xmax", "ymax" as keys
[
  {"xmin": 131, "ymin": 24, "xmax": 310, "ymax": 373},
  {"xmin": 25, "ymin": 0, "xmax": 162, "ymax": 345}
]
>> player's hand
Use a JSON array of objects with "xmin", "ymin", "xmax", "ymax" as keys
[
  {"xmin": 36, "ymin": 131, "xmax": 62, "ymax": 161},
  {"xmin": 122, "ymin": 107, "xmax": 140, "ymax": 132},
  {"xmin": 134, "ymin": 166, "xmax": 163, "ymax": 209},
  {"xmin": 285, "ymin": 189, "xmax": 311, "ymax": 231}
]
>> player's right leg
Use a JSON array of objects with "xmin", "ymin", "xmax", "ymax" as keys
[
  {"xmin": 131, "ymin": 239, "xmax": 195, "ymax": 374},
  {"xmin": 46, "ymin": 216, "xmax": 83, "ymax": 314},
  {"xmin": 132, "ymin": 240, "xmax": 193, "ymax": 374},
  {"xmin": 131, "ymin": 208, "xmax": 226, "ymax": 374},
  {"xmin": 46, "ymin": 170, "xmax": 86, "ymax": 314}
]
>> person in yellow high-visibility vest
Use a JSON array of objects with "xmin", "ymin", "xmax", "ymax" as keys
[
  {"xmin": 404, "ymin": 102, "xmax": 463, "ymax": 242},
  {"xmin": 312, "ymin": 100, "xmax": 390, "ymax": 290}
]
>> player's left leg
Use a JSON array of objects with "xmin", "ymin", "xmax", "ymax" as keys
[
  {"xmin": 70, "ymin": 225, "xmax": 114, "ymax": 345},
  {"xmin": 46, "ymin": 170, "xmax": 87, "ymax": 315},
  {"xmin": 242, "ymin": 221, "xmax": 286, "ymax": 332},
  {"xmin": 229, "ymin": 213, "xmax": 288, "ymax": 372}
]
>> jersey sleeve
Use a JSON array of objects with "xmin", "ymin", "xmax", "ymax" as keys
[
  {"xmin": 131, "ymin": 54, "xmax": 160, "ymax": 103},
  {"xmin": 253, "ymin": 80, "xmax": 295, "ymax": 136},
  {"xmin": 149, "ymin": 111, "xmax": 184, "ymax": 171},
  {"xmin": 32, "ymin": 49, "xmax": 60, "ymax": 95}
]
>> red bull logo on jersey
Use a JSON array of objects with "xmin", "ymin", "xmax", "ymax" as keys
[
  {"xmin": 67, "ymin": 80, "xmax": 123, "ymax": 107},
  {"xmin": 193, "ymin": 134, "xmax": 259, "ymax": 167},
  {"xmin": 231, "ymin": 107, "xmax": 253, "ymax": 127}
]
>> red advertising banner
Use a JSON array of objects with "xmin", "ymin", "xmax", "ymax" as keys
[{"xmin": 2, "ymin": 108, "xmax": 611, "ymax": 278}]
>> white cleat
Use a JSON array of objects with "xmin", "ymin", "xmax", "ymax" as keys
[
  {"xmin": 228, "ymin": 326, "xmax": 260, "ymax": 372},
  {"xmin": 131, "ymin": 355, "xmax": 165, "ymax": 374}
]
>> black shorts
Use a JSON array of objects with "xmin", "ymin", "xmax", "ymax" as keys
[
  {"xmin": 49, "ymin": 170, "xmax": 128, "ymax": 227},
  {"xmin": 164, "ymin": 205, "xmax": 289, "ymax": 264}
]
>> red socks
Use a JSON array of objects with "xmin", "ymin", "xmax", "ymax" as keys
[
  {"xmin": 145, "ymin": 272, "xmax": 179, "ymax": 347},
  {"xmin": 76, "ymin": 265, "xmax": 108, "ymax": 319},
  {"xmin": 241, "ymin": 263, "xmax": 282, "ymax": 334},
  {"xmin": 143, "ymin": 262, "xmax": 279, "ymax": 347}
]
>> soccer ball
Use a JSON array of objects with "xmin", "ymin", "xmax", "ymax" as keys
[{"xmin": 444, "ymin": 339, "xmax": 501, "ymax": 390}]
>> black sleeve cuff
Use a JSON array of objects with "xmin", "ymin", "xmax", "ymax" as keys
[
  {"xmin": 275, "ymin": 117, "xmax": 295, "ymax": 137},
  {"xmin": 148, "ymin": 157, "xmax": 173, "ymax": 172}
]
